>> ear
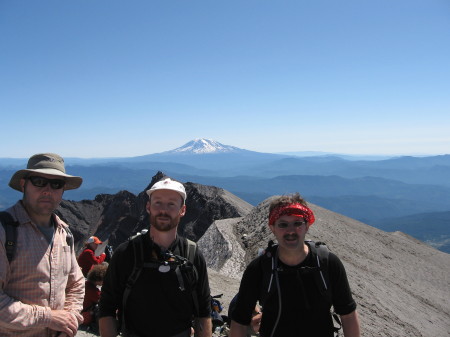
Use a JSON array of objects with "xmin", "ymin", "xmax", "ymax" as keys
[
  {"xmin": 20, "ymin": 178, "xmax": 26, "ymax": 192},
  {"xmin": 145, "ymin": 201, "xmax": 151, "ymax": 214},
  {"xmin": 179, "ymin": 204, "xmax": 186, "ymax": 217},
  {"xmin": 268, "ymin": 224, "xmax": 275, "ymax": 234}
]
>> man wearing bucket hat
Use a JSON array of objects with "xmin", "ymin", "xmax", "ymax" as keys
[
  {"xmin": 0, "ymin": 153, "xmax": 85, "ymax": 337},
  {"xmin": 230, "ymin": 193, "xmax": 360, "ymax": 337},
  {"xmin": 78, "ymin": 236, "xmax": 107, "ymax": 277},
  {"xmin": 99, "ymin": 177, "xmax": 212, "ymax": 337}
]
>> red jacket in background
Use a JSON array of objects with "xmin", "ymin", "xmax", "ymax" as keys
[
  {"xmin": 77, "ymin": 248, "xmax": 106, "ymax": 277},
  {"xmin": 82, "ymin": 280, "xmax": 101, "ymax": 325}
]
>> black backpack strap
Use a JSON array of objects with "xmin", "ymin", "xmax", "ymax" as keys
[
  {"xmin": 63, "ymin": 224, "xmax": 74, "ymax": 254},
  {"xmin": 184, "ymin": 238, "xmax": 199, "ymax": 317},
  {"xmin": 0, "ymin": 211, "xmax": 20, "ymax": 263},
  {"xmin": 307, "ymin": 241, "xmax": 332, "ymax": 304},
  {"xmin": 122, "ymin": 235, "xmax": 145, "ymax": 334},
  {"xmin": 307, "ymin": 240, "xmax": 342, "ymax": 336},
  {"xmin": 258, "ymin": 240, "xmax": 278, "ymax": 307},
  {"xmin": 186, "ymin": 238, "xmax": 197, "ymax": 264}
]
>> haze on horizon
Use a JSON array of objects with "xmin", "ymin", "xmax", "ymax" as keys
[{"xmin": 1, "ymin": 0, "xmax": 449, "ymax": 158}]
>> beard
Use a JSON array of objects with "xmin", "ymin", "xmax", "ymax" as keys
[{"xmin": 150, "ymin": 212, "xmax": 180, "ymax": 232}]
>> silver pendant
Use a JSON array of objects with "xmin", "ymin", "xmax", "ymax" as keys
[{"xmin": 159, "ymin": 265, "xmax": 170, "ymax": 273}]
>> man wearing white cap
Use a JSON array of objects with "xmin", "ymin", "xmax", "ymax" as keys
[
  {"xmin": 99, "ymin": 177, "xmax": 212, "ymax": 337},
  {"xmin": 0, "ymin": 153, "xmax": 85, "ymax": 337}
]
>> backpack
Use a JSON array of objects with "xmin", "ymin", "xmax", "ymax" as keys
[
  {"xmin": 259, "ymin": 240, "xmax": 341, "ymax": 336},
  {"xmin": 0, "ymin": 211, "xmax": 74, "ymax": 263},
  {"xmin": 120, "ymin": 234, "xmax": 199, "ymax": 334}
]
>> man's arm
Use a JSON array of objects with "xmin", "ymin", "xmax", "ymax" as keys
[
  {"xmin": 341, "ymin": 310, "xmax": 360, "ymax": 337},
  {"xmin": 193, "ymin": 316, "xmax": 212, "ymax": 337},
  {"xmin": 229, "ymin": 320, "xmax": 249, "ymax": 337},
  {"xmin": 99, "ymin": 316, "xmax": 118, "ymax": 337}
]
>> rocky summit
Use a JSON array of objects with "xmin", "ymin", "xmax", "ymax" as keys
[
  {"xmin": 66, "ymin": 173, "xmax": 449, "ymax": 337},
  {"xmin": 57, "ymin": 171, "xmax": 253, "ymax": 254}
]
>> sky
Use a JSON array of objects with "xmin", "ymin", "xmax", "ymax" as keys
[{"xmin": 1, "ymin": 0, "xmax": 449, "ymax": 158}]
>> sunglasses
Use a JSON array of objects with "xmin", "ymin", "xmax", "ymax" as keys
[
  {"xmin": 27, "ymin": 176, "xmax": 66, "ymax": 190},
  {"xmin": 275, "ymin": 220, "xmax": 306, "ymax": 229}
]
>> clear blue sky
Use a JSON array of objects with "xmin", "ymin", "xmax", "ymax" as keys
[{"xmin": 1, "ymin": 0, "xmax": 449, "ymax": 158}]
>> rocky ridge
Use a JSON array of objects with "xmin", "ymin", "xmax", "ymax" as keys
[{"xmin": 57, "ymin": 171, "xmax": 253, "ymax": 254}]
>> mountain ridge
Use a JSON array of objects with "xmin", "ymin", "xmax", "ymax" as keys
[{"xmin": 1, "ymin": 139, "xmax": 449, "ymax": 253}]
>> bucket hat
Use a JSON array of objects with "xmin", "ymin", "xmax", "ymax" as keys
[
  {"xmin": 146, "ymin": 177, "xmax": 186, "ymax": 203},
  {"xmin": 9, "ymin": 153, "xmax": 83, "ymax": 191}
]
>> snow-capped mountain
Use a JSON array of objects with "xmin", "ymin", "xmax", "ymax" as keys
[{"xmin": 168, "ymin": 138, "xmax": 243, "ymax": 154}]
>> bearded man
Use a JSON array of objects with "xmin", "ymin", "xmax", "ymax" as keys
[{"xmin": 98, "ymin": 177, "xmax": 212, "ymax": 337}]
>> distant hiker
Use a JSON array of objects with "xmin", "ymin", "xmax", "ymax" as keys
[
  {"xmin": 99, "ymin": 177, "xmax": 212, "ymax": 337},
  {"xmin": 0, "ymin": 153, "xmax": 85, "ymax": 336},
  {"xmin": 81, "ymin": 263, "xmax": 109, "ymax": 332},
  {"xmin": 78, "ymin": 235, "xmax": 107, "ymax": 276},
  {"xmin": 229, "ymin": 193, "xmax": 361, "ymax": 337}
]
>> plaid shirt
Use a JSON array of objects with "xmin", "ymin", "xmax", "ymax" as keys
[{"xmin": 0, "ymin": 201, "xmax": 85, "ymax": 337}]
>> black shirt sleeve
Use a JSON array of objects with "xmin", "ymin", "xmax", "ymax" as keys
[
  {"xmin": 98, "ymin": 240, "xmax": 133, "ymax": 318},
  {"xmin": 328, "ymin": 252, "xmax": 357, "ymax": 315},
  {"xmin": 230, "ymin": 257, "xmax": 263, "ymax": 325}
]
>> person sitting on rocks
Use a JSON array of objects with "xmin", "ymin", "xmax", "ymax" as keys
[{"xmin": 81, "ymin": 263, "xmax": 109, "ymax": 332}]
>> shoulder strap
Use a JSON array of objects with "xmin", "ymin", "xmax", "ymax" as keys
[
  {"xmin": 122, "ymin": 235, "xmax": 145, "ymax": 333},
  {"xmin": 259, "ymin": 241, "xmax": 278, "ymax": 307},
  {"xmin": 307, "ymin": 241, "xmax": 342, "ymax": 336},
  {"xmin": 307, "ymin": 240, "xmax": 332, "ymax": 304},
  {"xmin": 63, "ymin": 225, "xmax": 74, "ymax": 253},
  {"xmin": 183, "ymin": 238, "xmax": 199, "ymax": 317},
  {"xmin": 186, "ymin": 238, "xmax": 197, "ymax": 264},
  {"xmin": 0, "ymin": 211, "xmax": 20, "ymax": 263}
]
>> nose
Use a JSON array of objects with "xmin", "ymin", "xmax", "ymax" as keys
[
  {"xmin": 285, "ymin": 226, "xmax": 297, "ymax": 234},
  {"xmin": 41, "ymin": 183, "xmax": 52, "ymax": 194}
]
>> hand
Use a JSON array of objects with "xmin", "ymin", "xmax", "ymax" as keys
[
  {"xmin": 48, "ymin": 310, "xmax": 78, "ymax": 337},
  {"xmin": 251, "ymin": 311, "xmax": 262, "ymax": 333}
]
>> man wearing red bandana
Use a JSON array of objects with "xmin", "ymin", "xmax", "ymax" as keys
[{"xmin": 230, "ymin": 193, "xmax": 360, "ymax": 337}]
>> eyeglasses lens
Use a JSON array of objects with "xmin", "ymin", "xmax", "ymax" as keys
[
  {"xmin": 28, "ymin": 176, "xmax": 65, "ymax": 189},
  {"xmin": 276, "ymin": 221, "xmax": 305, "ymax": 229}
]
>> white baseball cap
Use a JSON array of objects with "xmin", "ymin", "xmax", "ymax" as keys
[{"xmin": 146, "ymin": 177, "xmax": 187, "ymax": 203}]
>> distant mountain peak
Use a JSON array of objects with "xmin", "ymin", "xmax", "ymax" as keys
[{"xmin": 169, "ymin": 138, "xmax": 242, "ymax": 154}]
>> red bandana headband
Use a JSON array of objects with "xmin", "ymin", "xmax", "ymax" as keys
[{"xmin": 268, "ymin": 203, "xmax": 315, "ymax": 227}]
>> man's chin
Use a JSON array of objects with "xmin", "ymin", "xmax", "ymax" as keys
[{"xmin": 152, "ymin": 223, "xmax": 176, "ymax": 232}]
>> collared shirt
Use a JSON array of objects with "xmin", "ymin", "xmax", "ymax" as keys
[{"xmin": 0, "ymin": 201, "xmax": 85, "ymax": 337}]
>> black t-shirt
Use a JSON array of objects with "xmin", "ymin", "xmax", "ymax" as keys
[
  {"xmin": 232, "ymin": 243, "xmax": 357, "ymax": 337},
  {"xmin": 99, "ymin": 234, "xmax": 211, "ymax": 337}
]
